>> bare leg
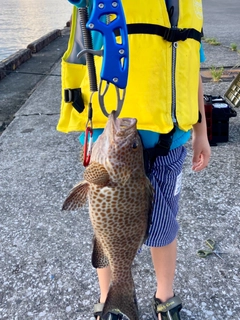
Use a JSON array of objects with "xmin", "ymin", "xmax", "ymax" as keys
[
  {"xmin": 150, "ymin": 238, "xmax": 177, "ymax": 320},
  {"xmin": 97, "ymin": 266, "xmax": 111, "ymax": 302},
  {"xmin": 96, "ymin": 266, "xmax": 111, "ymax": 320},
  {"xmin": 96, "ymin": 239, "xmax": 177, "ymax": 319}
]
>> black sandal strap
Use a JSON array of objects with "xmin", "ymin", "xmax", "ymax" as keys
[
  {"xmin": 156, "ymin": 296, "xmax": 182, "ymax": 313},
  {"xmin": 152, "ymin": 295, "xmax": 182, "ymax": 320},
  {"xmin": 94, "ymin": 302, "xmax": 104, "ymax": 319}
]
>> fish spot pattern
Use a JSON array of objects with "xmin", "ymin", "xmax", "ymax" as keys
[{"xmin": 64, "ymin": 114, "xmax": 154, "ymax": 320}]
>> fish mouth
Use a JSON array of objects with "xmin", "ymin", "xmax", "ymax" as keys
[{"xmin": 109, "ymin": 111, "xmax": 137, "ymax": 136}]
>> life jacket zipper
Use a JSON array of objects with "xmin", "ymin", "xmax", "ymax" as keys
[{"xmin": 171, "ymin": 26, "xmax": 178, "ymax": 124}]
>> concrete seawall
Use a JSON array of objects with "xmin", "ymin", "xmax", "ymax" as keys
[
  {"xmin": 0, "ymin": 26, "xmax": 70, "ymax": 133},
  {"xmin": 0, "ymin": 29, "xmax": 66, "ymax": 81}
]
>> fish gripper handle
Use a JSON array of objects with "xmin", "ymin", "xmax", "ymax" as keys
[{"xmin": 87, "ymin": 0, "xmax": 129, "ymax": 89}]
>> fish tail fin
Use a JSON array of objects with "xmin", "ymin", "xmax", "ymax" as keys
[
  {"xmin": 102, "ymin": 282, "xmax": 139, "ymax": 320},
  {"xmin": 62, "ymin": 181, "xmax": 89, "ymax": 211}
]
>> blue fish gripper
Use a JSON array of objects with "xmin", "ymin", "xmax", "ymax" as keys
[{"xmin": 87, "ymin": 0, "xmax": 129, "ymax": 89}]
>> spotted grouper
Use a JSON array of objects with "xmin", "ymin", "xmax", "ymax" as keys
[{"xmin": 62, "ymin": 111, "xmax": 153, "ymax": 320}]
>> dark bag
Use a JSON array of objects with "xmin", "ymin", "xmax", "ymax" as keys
[{"xmin": 204, "ymin": 95, "xmax": 237, "ymax": 145}]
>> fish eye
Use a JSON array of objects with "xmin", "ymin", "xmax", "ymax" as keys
[{"xmin": 132, "ymin": 141, "xmax": 138, "ymax": 150}]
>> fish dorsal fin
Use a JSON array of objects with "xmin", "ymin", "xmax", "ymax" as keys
[
  {"xmin": 84, "ymin": 162, "xmax": 109, "ymax": 186},
  {"xmin": 62, "ymin": 181, "xmax": 89, "ymax": 211}
]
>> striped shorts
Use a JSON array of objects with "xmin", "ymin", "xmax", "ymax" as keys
[{"xmin": 145, "ymin": 146, "xmax": 187, "ymax": 247}]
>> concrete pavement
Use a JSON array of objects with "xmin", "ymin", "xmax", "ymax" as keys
[
  {"xmin": 0, "ymin": 2, "xmax": 240, "ymax": 319},
  {"xmin": 202, "ymin": 0, "xmax": 240, "ymax": 49}
]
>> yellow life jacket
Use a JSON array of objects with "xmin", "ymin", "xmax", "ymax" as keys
[{"xmin": 57, "ymin": 0, "xmax": 203, "ymax": 134}]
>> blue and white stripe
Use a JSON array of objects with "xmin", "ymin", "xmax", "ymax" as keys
[{"xmin": 145, "ymin": 146, "xmax": 187, "ymax": 247}]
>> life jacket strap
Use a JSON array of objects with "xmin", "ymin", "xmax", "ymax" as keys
[
  {"xmin": 64, "ymin": 88, "xmax": 85, "ymax": 114},
  {"xmin": 143, "ymin": 127, "xmax": 176, "ymax": 174},
  {"xmin": 115, "ymin": 23, "xmax": 202, "ymax": 43}
]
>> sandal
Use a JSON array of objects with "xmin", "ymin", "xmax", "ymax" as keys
[
  {"xmin": 152, "ymin": 295, "xmax": 182, "ymax": 320},
  {"xmin": 94, "ymin": 290, "xmax": 138, "ymax": 320},
  {"xmin": 94, "ymin": 301, "xmax": 104, "ymax": 319}
]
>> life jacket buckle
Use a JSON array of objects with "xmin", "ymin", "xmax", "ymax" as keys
[
  {"xmin": 178, "ymin": 28, "xmax": 190, "ymax": 41},
  {"xmin": 64, "ymin": 88, "xmax": 85, "ymax": 113},
  {"xmin": 163, "ymin": 27, "xmax": 190, "ymax": 42},
  {"xmin": 64, "ymin": 89, "xmax": 73, "ymax": 103},
  {"xmin": 163, "ymin": 27, "xmax": 176, "ymax": 42}
]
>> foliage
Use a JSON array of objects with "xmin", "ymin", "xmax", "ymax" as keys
[
  {"xmin": 204, "ymin": 37, "xmax": 221, "ymax": 46},
  {"xmin": 210, "ymin": 66, "xmax": 224, "ymax": 82}
]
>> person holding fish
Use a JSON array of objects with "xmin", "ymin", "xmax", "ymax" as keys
[{"xmin": 58, "ymin": 0, "xmax": 211, "ymax": 319}]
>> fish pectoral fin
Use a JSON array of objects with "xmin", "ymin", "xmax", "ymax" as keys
[
  {"xmin": 84, "ymin": 162, "xmax": 109, "ymax": 186},
  {"xmin": 92, "ymin": 236, "xmax": 109, "ymax": 268},
  {"xmin": 62, "ymin": 181, "xmax": 89, "ymax": 211}
]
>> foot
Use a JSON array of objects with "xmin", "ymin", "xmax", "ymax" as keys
[
  {"xmin": 156, "ymin": 292, "xmax": 174, "ymax": 320},
  {"xmin": 152, "ymin": 295, "xmax": 182, "ymax": 320},
  {"xmin": 94, "ymin": 301, "xmax": 104, "ymax": 320}
]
